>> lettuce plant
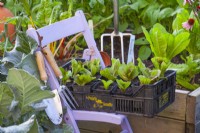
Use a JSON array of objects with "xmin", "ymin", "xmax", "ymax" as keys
[
  {"xmin": 100, "ymin": 58, "xmax": 121, "ymax": 81},
  {"xmin": 168, "ymin": 54, "xmax": 200, "ymax": 90},
  {"xmin": 101, "ymin": 79, "xmax": 113, "ymax": 90},
  {"xmin": 137, "ymin": 58, "xmax": 161, "ymax": 85},
  {"xmin": 142, "ymin": 23, "xmax": 190, "ymax": 76},
  {"xmin": 60, "ymin": 67, "xmax": 72, "ymax": 84},
  {"xmin": 84, "ymin": 59, "xmax": 101, "ymax": 76},
  {"xmin": 116, "ymin": 79, "xmax": 131, "ymax": 93},
  {"xmin": 118, "ymin": 62, "xmax": 139, "ymax": 81},
  {"xmin": 71, "ymin": 59, "xmax": 84, "ymax": 76},
  {"xmin": 74, "ymin": 74, "xmax": 95, "ymax": 86}
]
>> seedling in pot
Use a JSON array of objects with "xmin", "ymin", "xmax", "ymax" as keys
[
  {"xmin": 137, "ymin": 58, "xmax": 161, "ymax": 85},
  {"xmin": 100, "ymin": 58, "xmax": 121, "ymax": 81},
  {"xmin": 60, "ymin": 67, "xmax": 72, "ymax": 84},
  {"xmin": 74, "ymin": 74, "xmax": 96, "ymax": 86},
  {"xmin": 84, "ymin": 59, "xmax": 101, "ymax": 76},
  {"xmin": 71, "ymin": 58, "xmax": 85, "ymax": 76},
  {"xmin": 116, "ymin": 79, "xmax": 131, "ymax": 93},
  {"xmin": 101, "ymin": 79, "xmax": 113, "ymax": 90},
  {"xmin": 118, "ymin": 62, "xmax": 139, "ymax": 81}
]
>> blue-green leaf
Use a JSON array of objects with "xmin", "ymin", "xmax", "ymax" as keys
[{"xmin": 7, "ymin": 69, "xmax": 54, "ymax": 112}]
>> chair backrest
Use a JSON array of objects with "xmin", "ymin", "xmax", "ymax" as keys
[{"xmin": 26, "ymin": 10, "xmax": 105, "ymax": 68}]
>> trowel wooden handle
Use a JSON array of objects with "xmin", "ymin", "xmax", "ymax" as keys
[
  {"xmin": 35, "ymin": 51, "xmax": 48, "ymax": 83},
  {"xmin": 42, "ymin": 46, "xmax": 62, "ymax": 79}
]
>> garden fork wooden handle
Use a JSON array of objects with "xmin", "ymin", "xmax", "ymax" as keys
[
  {"xmin": 35, "ymin": 50, "xmax": 48, "ymax": 83},
  {"xmin": 42, "ymin": 46, "xmax": 63, "ymax": 79}
]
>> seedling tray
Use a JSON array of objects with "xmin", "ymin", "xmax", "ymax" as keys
[{"xmin": 71, "ymin": 70, "xmax": 176, "ymax": 117}]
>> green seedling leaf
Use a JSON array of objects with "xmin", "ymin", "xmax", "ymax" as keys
[
  {"xmin": 100, "ymin": 68, "xmax": 116, "ymax": 81},
  {"xmin": 100, "ymin": 58, "xmax": 121, "ymax": 81},
  {"xmin": 138, "ymin": 69, "xmax": 161, "ymax": 85},
  {"xmin": 138, "ymin": 75, "xmax": 152, "ymax": 85},
  {"xmin": 71, "ymin": 59, "xmax": 84, "ymax": 76},
  {"xmin": 85, "ymin": 59, "xmax": 100, "ymax": 76},
  {"xmin": 101, "ymin": 80, "xmax": 113, "ymax": 90},
  {"xmin": 138, "ymin": 45, "xmax": 151, "ymax": 60},
  {"xmin": 116, "ymin": 79, "xmax": 131, "ymax": 92},
  {"xmin": 110, "ymin": 58, "xmax": 121, "ymax": 77},
  {"xmin": 137, "ymin": 58, "xmax": 161, "ymax": 84},
  {"xmin": 176, "ymin": 76, "xmax": 197, "ymax": 91},
  {"xmin": 137, "ymin": 58, "xmax": 150, "ymax": 77},
  {"xmin": 74, "ymin": 74, "xmax": 95, "ymax": 86},
  {"xmin": 118, "ymin": 62, "xmax": 139, "ymax": 81},
  {"xmin": 60, "ymin": 68, "xmax": 72, "ymax": 83}
]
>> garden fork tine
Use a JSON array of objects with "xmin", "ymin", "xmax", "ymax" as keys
[
  {"xmin": 59, "ymin": 85, "xmax": 79, "ymax": 109},
  {"xmin": 100, "ymin": 0, "xmax": 135, "ymax": 63}
]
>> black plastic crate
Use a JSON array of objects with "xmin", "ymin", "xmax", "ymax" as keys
[
  {"xmin": 72, "ymin": 81, "xmax": 115, "ymax": 112},
  {"xmin": 71, "ymin": 92, "xmax": 114, "ymax": 112},
  {"xmin": 113, "ymin": 70, "xmax": 176, "ymax": 117},
  {"xmin": 84, "ymin": 93, "xmax": 114, "ymax": 113},
  {"xmin": 71, "ymin": 70, "xmax": 176, "ymax": 117}
]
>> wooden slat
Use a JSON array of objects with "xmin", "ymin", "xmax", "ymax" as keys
[
  {"xmin": 186, "ymin": 121, "xmax": 200, "ymax": 133},
  {"xmin": 78, "ymin": 121, "xmax": 121, "ymax": 133},
  {"xmin": 129, "ymin": 115, "xmax": 185, "ymax": 133},
  {"xmin": 158, "ymin": 89, "xmax": 189, "ymax": 121},
  {"xmin": 186, "ymin": 87, "xmax": 200, "ymax": 124},
  {"xmin": 80, "ymin": 129, "xmax": 103, "ymax": 133},
  {"xmin": 78, "ymin": 115, "xmax": 185, "ymax": 133}
]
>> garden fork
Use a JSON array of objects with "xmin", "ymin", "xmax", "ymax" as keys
[{"xmin": 101, "ymin": 0, "xmax": 135, "ymax": 64}]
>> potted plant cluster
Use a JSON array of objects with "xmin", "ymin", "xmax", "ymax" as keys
[{"xmin": 61, "ymin": 56, "xmax": 176, "ymax": 117}]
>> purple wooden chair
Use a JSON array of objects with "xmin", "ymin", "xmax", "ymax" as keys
[{"xmin": 27, "ymin": 10, "xmax": 133, "ymax": 133}]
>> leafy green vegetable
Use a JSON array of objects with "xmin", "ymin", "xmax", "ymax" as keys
[
  {"xmin": 100, "ymin": 58, "xmax": 121, "ymax": 81},
  {"xmin": 74, "ymin": 74, "xmax": 95, "ymax": 86},
  {"xmin": 168, "ymin": 54, "xmax": 200, "ymax": 90},
  {"xmin": 101, "ymin": 80, "xmax": 113, "ymax": 90},
  {"xmin": 7, "ymin": 68, "xmax": 54, "ymax": 114},
  {"xmin": 118, "ymin": 62, "xmax": 139, "ymax": 81},
  {"xmin": 142, "ymin": 23, "xmax": 190, "ymax": 76},
  {"xmin": 100, "ymin": 67, "xmax": 116, "ymax": 81},
  {"xmin": 60, "ymin": 67, "xmax": 72, "ymax": 84},
  {"xmin": 85, "ymin": 59, "xmax": 101, "ymax": 76},
  {"xmin": 137, "ymin": 58, "xmax": 161, "ymax": 85},
  {"xmin": 110, "ymin": 58, "xmax": 121, "ymax": 75},
  {"xmin": 71, "ymin": 59, "xmax": 84, "ymax": 76},
  {"xmin": 116, "ymin": 79, "xmax": 131, "ymax": 92}
]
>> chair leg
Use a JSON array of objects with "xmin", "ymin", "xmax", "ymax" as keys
[
  {"xmin": 64, "ymin": 109, "xmax": 80, "ymax": 133},
  {"xmin": 120, "ymin": 116, "xmax": 133, "ymax": 133}
]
